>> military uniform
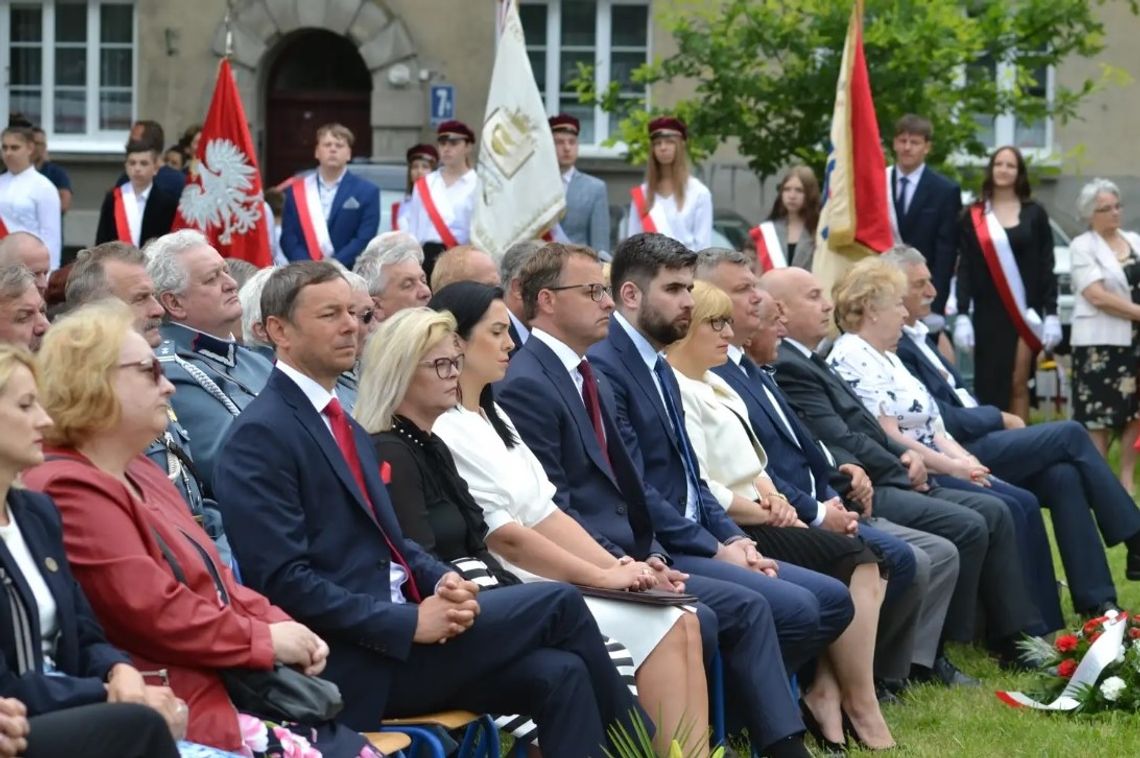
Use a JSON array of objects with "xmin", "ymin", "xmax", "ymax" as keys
[
  {"xmin": 144, "ymin": 407, "xmax": 235, "ymax": 568},
  {"xmin": 156, "ymin": 323, "xmax": 274, "ymax": 490},
  {"xmin": 336, "ymin": 369, "xmax": 359, "ymax": 414}
]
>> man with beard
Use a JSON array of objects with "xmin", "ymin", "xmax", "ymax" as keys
[
  {"xmin": 64, "ymin": 240, "xmax": 234, "ymax": 565},
  {"xmin": 146, "ymin": 229, "xmax": 274, "ymax": 489},
  {"xmin": 587, "ymin": 232, "xmax": 853, "ymax": 674},
  {"xmin": 0, "ymin": 265, "xmax": 48, "ymax": 351}
]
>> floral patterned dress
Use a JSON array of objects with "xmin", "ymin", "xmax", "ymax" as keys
[{"xmin": 1072, "ymin": 248, "xmax": 1140, "ymax": 430}]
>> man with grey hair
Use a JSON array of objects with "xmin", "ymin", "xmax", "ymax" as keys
[
  {"xmin": 429, "ymin": 244, "xmax": 500, "ymax": 291},
  {"xmin": 237, "ymin": 267, "xmax": 276, "ymax": 361},
  {"xmin": 146, "ymin": 229, "xmax": 274, "ymax": 488},
  {"xmin": 499, "ymin": 239, "xmax": 544, "ymax": 353},
  {"xmin": 0, "ymin": 265, "xmax": 49, "ymax": 351},
  {"xmin": 352, "ymin": 231, "xmax": 431, "ymax": 321},
  {"xmin": 0, "ymin": 232, "xmax": 51, "ymax": 295},
  {"xmin": 67, "ymin": 238, "xmax": 235, "ymax": 567},
  {"xmin": 334, "ymin": 269, "xmax": 373, "ymax": 411},
  {"xmin": 889, "ymin": 243, "xmax": 1140, "ymax": 618}
]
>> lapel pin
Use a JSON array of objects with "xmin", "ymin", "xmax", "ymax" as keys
[{"xmin": 44, "ymin": 557, "xmax": 59, "ymax": 573}]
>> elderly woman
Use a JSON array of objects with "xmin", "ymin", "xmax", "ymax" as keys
[
  {"xmin": 22, "ymin": 300, "xmax": 376, "ymax": 757},
  {"xmin": 827, "ymin": 259, "xmax": 1062, "ymax": 637},
  {"xmin": 1069, "ymin": 178, "xmax": 1140, "ymax": 491},
  {"xmin": 666, "ymin": 281, "xmax": 893, "ymax": 751},
  {"xmin": 0, "ymin": 344, "xmax": 183, "ymax": 758}
]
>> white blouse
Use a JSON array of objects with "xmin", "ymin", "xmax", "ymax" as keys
[
  {"xmin": 673, "ymin": 367, "xmax": 771, "ymax": 510},
  {"xmin": 828, "ymin": 332, "xmax": 942, "ymax": 448},
  {"xmin": 626, "ymin": 175, "xmax": 713, "ymax": 252},
  {"xmin": 397, "ymin": 168, "xmax": 478, "ymax": 246},
  {"xmin": 0, "ymin": 168, "xmax": 62, "ymax": 270},
  {"xmin": 432, "ymin": 403, "xmax": 559, "ymax": 582},
  {"xmin": 0, "ymin": 509, "xmax": 59, "ymax": 667}
]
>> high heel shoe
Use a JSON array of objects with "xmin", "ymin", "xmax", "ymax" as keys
[
  {"xmin": 841, "ymin": 708, "xmax": 896, "ymax": 751},
  {"xmin": 799, "ymin": 699, "xmax": 846, "ymax": 755}
]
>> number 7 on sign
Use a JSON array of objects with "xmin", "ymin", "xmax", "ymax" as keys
[{"xmin": 430, "ymin": 84, "xmax": 455, "ymax": 125}]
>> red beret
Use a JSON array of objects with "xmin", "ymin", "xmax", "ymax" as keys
[
  {"xmin": 406, "ymin": 144, "xmax": 439, "ymax": 164},
  {"xmin": 436, "ymin": 120, "xmax": 474, "ymax": 141},
  {"xmin": 648, "ymin": 116, "xmax": 687, "ymax": 141},
  {"xmin": 549, "ymin": 113, "xmax": 580, "ymax": 135}
]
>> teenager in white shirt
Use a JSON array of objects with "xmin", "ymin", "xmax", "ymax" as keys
[
  {"xmin": 626, "ymin": 117, "xmax": 712, "ymax": 252},
  {"xmin": 0, "ymin": 127, "xmax": 61, "ymax": 271}
]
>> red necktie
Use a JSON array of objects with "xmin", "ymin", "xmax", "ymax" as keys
[
  {"xmin": 577, "ymin": 359, "xmax": 611, "ymax": 469},
  {"xmin": 323, "ymin": 398, "xmax": 422, "ymax": 603}
]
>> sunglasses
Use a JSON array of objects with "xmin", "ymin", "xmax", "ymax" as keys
[
  {"xmin": 358, "ymin": 308, "xmax": 375, "ymax": 325},
  {"xmin": 118, "ymin": 357, "xmax": 164, "ymax": 385}
]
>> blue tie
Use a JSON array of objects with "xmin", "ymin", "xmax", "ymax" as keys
[{"xmin": 653, "ymin": 356, "xmax": 707, "ymax": 526}]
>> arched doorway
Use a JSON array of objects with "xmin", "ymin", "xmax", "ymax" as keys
[{"xmin": 264, "ymin": 29, "xmax": 373, "ymax": 186}]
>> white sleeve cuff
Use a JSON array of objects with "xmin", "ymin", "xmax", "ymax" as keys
[{"xmin": 811, "ymin": 501, "xmax": 828, "ymax": 527}]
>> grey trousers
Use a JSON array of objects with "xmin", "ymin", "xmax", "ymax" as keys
[{"xmin": 869, "ymin": 517, "xmax": 959, "ymax": 677}]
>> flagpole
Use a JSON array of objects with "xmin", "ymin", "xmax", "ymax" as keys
[{"xmin": 223, "ymin": 0, "xmax": 234, "ymax": 60}]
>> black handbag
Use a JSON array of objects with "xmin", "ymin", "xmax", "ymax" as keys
[{"xmin": 150, "ymin": 527, "xmax": 344, "ymax": 724}]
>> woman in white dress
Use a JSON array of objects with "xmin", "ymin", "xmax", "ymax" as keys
[
  {"xmin": 426, "ymin": 281, "xmax": 709, "ymax": 757},
  {"xmin": 392, "ymin": 144, "xmax": 437, "ymax": 231},
  {"xmin": 0, "ymin": 126, "xmax": 61, "ymax": 270},
  {"xmin": 626, "ymin": 117, "xmax": 712, "ymax": 251},
  {"xmin": 666, "ymin": 281, "xmax": 894, "ymax": 751}
]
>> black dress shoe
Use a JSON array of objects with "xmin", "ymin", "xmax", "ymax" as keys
[
  {"xmin": 799, "ymin": 699, "xmax": 847, "ymax": 755},
  {"xmin": 875, "ymin": 683, "xmax": 901, "ymax": 706},
  {"xmin": 1083, "ymin": 600, "xmax": 1123, "ymax": 619},
  {"xmin": 910, "ymin": 656, "xmax": 979, "ymax": 687},
  {"xmin": 1128, "ymin": 550, "xmax": 1140, "ymax": 581},
  {"xmin": 841, "ymin": 709, "xmax": 897, "ymax": 752}
]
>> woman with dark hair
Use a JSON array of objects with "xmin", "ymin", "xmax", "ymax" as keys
[
  {"xmin": 751, "ymin": 166, "xmax": 822, "ymax": 271},
  {"xmin": 392, "ymin": 144, "xmax": 438, "ymax": 232},
  {"xmin": 626, "ymin": 117, "xmax": 712, "ymax": 252},
  {"xmin": 954, "ymin": 146, "xmax": 1059, "ymax": 421},
  {"xmin": 415, "ymin": 283, "xmax": 710, "ymax": 757}
]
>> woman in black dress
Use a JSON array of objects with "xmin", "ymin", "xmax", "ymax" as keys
[{"xmin": 955, "ymin": 146, "xmax": 1059, "ymax": 422}]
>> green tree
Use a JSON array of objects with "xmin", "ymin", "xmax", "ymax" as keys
[{"xmin": 579, "ymin": 0, "xmax": 1135, "ymax": 179}]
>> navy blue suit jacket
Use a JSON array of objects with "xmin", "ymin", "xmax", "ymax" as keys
[
  {"xmin": 892, "ymin": 165, "xmax": 961, "ymax": 315},
  {"xmin": 713, "ymin": 359, "xmax": 847, "ymax": 521},
  {"xmin": 0, "ymin": 489, "xmax": 129, "ymax": 716},
  {"xmin": 280, "ymin": 170, "xmax": 381, "ymax": 268},
  {"xmin": 895, "ymin": 333, "xmax": 1004, "ymax": 442},
  {"xmin": 212, "ymin": 368, "xmax": 450, "ymax": 724},
  {"xmin": 587, "ymin": 318, "xmax": 745, "ymax": 556},
  {"xmin": 497, "ymin": 337, "xmax": 663, "ymax": 561}
]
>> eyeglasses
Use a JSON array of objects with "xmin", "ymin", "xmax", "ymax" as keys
[
  {"xmin": 706, "ymin": 316, "xmax": 734, "ymax": 332},
  {"xmin": 1095, "ymin": 202, "xmax": 1124, "ymax": 214},
  {"xmin": 419, "ymin": 354, "xmax": 465, "ymax": 379},
  {"xmin": 118, "ymin": 357, "xmax": 164, "ymax": 385},
  {"xmin": 547, "ymin": 283, "xmax": 612, "ymax": 302},
  {"xmin": 357, "ymin": 308, "xmax": 375, "ymax": 325}
]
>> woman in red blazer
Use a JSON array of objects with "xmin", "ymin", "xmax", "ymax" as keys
[{"xmin": 23, "ymin": 301, "xmax": 375, "ymax": 757}]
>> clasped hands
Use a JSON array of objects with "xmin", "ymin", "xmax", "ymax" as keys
[{"xmin": 415, "ymin": 572, "xmax": 482, "ymax": 645}]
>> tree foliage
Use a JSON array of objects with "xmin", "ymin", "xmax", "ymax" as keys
[{"xmin": 579, "ymin": 0, "xmax": 1136, "ymax": 179}]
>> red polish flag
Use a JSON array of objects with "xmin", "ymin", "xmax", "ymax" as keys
[
  {"xmin": 174, "ymin": 59, "xmax": 271, "ymax": 267},
  {"xmin": 812, "ymin": 0, "xmax": 893, "ymax": 292}
]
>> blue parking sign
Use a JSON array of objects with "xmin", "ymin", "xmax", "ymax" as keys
[{"xmin": 429, "ymin": 84, "xmax": 455, "ymax": 125}]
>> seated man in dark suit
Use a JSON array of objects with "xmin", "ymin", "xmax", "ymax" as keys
[
  {"xmin": 760, "ymin": 266, "xmax": 1042, "ymax": 667},
  {"xmin": 887, "ymin": 244, "xmax": 1140, "ymax": 615},
  {"xmin": 498, "ymin": 242, "xmax": 814, "ymax": 758},
  {"xmin": 586, "ymin": 233, "xmax": 853, "ymax": 674},
  {"xmin": 696, "ymin": 247, "xmax": 966, "ymax": 688},
  {"xmin": 213, "ymin": 261, "xmax": 643, "ymax": 756}
]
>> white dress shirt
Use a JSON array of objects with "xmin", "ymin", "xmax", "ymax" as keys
[
  {"xmin": 316, "ymin": 168, "xmax": 346, "ymax": 221},
  {"xmin": 530, "ymin": 327, "xmax": 585, "ymax": 396},
  {"xmin": 893, "ymin": 163, "xmax": 925, "ymax": 216},
  {"xmin": 275, "ymin": 360, "xmax": 410, "ymax": 604},
  {"xmin": 561, "ymin": 166, "xmax": 576, "ymax": 189},
  {"xmin": 120, "ymin": 182, "xmax": 151, "ymax": 247},
  {"xmin": 612, "ymin": 312, "xmax": 698, "ymax": 520},
  {"xmin": 0, "ymin": 167, "xmax": 62, "ymax": 269},
  {"xmin": 625, "ymin": 175, "xmax": 713, "ymax": 252},
  {"xmin": 902, "ymin": 321, "xmax": 977, "ymax": 408},
  {"xmin": 0, "ymin": 510, "xmax": 59, "ymax": 667},
  {"xmin": 398, "ymin": 168, "xmax": 478, "ymax": 246},
  {"xmin": 508, "ymin": 310, "xmax": 530, "ymax": 346}
]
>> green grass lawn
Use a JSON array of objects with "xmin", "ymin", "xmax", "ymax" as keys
[{"xmin": 843, "ymin": 438, "xmax": 1140, "ymax": 756}]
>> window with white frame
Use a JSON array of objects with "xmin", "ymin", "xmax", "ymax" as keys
[
  {"xmin": 520, "ymin": 0, "xmax": 650, "ymax": 150},
  {"xmin": 1, "ymin": 0, "xmax": 136, "ymax": 151},
  {"xmin": 967, "ymin": 53, "xmax": 1054, "ymax": 155}
]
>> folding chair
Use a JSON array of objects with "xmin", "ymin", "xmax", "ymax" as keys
[
  {"xmin": 381, "ymin": 710, "xmax": 501, "ymax": 758},
  {"xmin": 364, "ymin": 730, "xmax": 412, "ymax": 756}
]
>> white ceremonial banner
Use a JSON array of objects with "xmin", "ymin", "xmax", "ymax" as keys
[{"xmin": 471, "ymin": 0, "xmax": 566, "ymax": 261}]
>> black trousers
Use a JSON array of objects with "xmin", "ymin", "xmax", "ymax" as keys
[{"xmin": 24, "ymin": 702, "xmax": 178, "ymax": 758}]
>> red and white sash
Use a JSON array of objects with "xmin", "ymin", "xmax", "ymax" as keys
[
  {"xmin": 112, "ymin": 185, "xmax": 144, "ymax": 245},
  {"xmin": 749, "ymin": 221, "xmax": 786, "ymax": 272},
  {"xmin": 390, "ymin": 200, "xmax": 401, "ymax": 231},
  {"xmin": 969, "ymin": 203, "xmax": 1043, "ymax": 352},
  {"xmin": 540, "ymin": 223, "xmax": 570, "ymax": 244},
  {"xmin": 415, "ymin": 175, "xmax": 460, "ymax": 249},
  {"xmin": 0, "ymin": 213, "xmax": 9, "ymax": 240},
  {"xmin": 288, "ymin": 175, "xmax": 334, "ymax": 260},
  {"xmin": 630, "ymin": 184, "xmax": 678, "ymax": 240}
]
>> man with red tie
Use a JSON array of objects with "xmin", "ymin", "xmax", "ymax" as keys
[
  {"xmin": 95, "ymin": 140, "xmax": 178, "ymax": 248},
  {"xmin": 212, "ymin": 261, "xmax": 646, "ymax": 755}
]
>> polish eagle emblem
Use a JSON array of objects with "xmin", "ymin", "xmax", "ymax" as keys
[{"xmin": 178, "ymin": 139, "xmax": 263, "ymax": 243}]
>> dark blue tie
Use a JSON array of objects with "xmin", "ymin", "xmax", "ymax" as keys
[{"xmin": 653, "ymin": 356, "xmax": 707, "ymax": 527}]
